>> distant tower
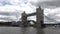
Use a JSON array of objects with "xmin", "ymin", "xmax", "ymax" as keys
[
  {"xmin": 21, "ymin": 11, "xmax": 28, "ymax": 27},
  {"xmin": 36, "ymin": 6, "xmax": 44, "ymax": 28}
]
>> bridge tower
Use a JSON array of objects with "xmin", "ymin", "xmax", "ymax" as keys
[
  {"xmin": 21, "ymin": 11, "xmax": 28, "ymax": 27},
  {"xmin": 36, "ymin": 6, "xmax": 44, "ymax": 28}
]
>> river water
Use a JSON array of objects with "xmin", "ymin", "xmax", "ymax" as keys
[{"xmin": 0, "ymin": 26, "xmax": 60, "ymax": 34}]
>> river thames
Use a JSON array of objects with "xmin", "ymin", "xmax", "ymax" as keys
[{"xmin": 0, "ymin": 26, "xmax": 60, "ymax": 34}]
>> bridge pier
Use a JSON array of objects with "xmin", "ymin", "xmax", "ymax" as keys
[{"xmin": 36, "ymin": 6, "xmax": 44, "ymax": 28}]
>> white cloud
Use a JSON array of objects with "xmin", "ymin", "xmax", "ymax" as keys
[
  {"xmin": 44, "ymin": 7, "xmax": 60, "ymax": 23},
  {"xmin": 0, "ymin": 0, "xmax": 37, "ymax": 22}
]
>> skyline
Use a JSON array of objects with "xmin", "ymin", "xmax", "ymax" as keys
[{"xmin": 0, "ymin": 0, "xmax": 60, "ymax": 24}]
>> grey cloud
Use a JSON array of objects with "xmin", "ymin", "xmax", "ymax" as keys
[
  {"xmin": 38, "ymin": 1, "xmax": 60, "ymax": 9},
  {"xmin": 0, "ymin": 0, "xmax": 12, "ymax": 6},
  {"xmin": 44, "ymin": 1, "xmax": 60, "ymax": 6},
  {"xmin": 0, "ymin": 11, "xmax": 21, "ymax": 21},
  {"xmin": 0, "ymin": 17, "xmax": 16, "ymax": 21},
  {"xmin": 0, "ymin": 15, "xmax": 18, "ymax": 21},
  {"xmin": 0, "ymin": 11, "xmax": 21, "ymax": 16}
]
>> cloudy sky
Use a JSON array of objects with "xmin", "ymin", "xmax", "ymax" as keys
[
  {"xmin": 0, "ymin": 0, "xmax": 60, "ymax": 23},
  {"xmin": 0, "ymin": 0, "xmax": 37, "ymax": 22}
]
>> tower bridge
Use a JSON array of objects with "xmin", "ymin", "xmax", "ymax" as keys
[
  {"xmin": 21, "ymin": 6, "xmax": 44, "ymax": 28},
  {"xmin": 21, "ymin": 6, "xmax": 60, "ymax": 28}
]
